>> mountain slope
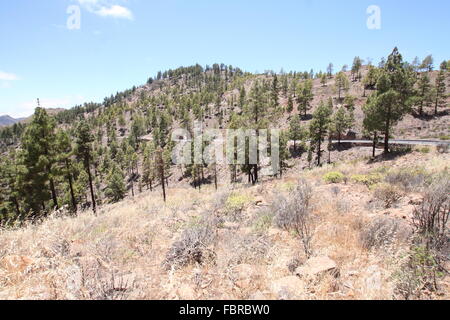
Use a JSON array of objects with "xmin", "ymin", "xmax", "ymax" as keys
[{"xmin": 0, "ymin": 115, "xmax": 22, "ymax": 127}]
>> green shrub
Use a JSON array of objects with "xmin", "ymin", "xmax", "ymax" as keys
[
  {"xmin": 323, "ymin": 171, "xmax": 345, "ymax": 184},
  {"xmin": 417, "ymin": 146, "xmax": 431, "ymax": 154},
  {"xmin": 225, "ymin": 193, "xmax": 253, "ymax": 214},
  {"xmin": 351, "ymin": 173, "xmax": 382, "ymax": 187}
]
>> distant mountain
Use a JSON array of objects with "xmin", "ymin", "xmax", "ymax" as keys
[{"xmin": 0, "ymin": 115, "xmax": 24, "ymax": 127}]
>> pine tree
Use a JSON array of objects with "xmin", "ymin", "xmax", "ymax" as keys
[
  {"xmin": 309, "ymin": 101, "xmax": 332, "ymax": 166},
  {"xmin": 105, "ymin": 164, "xmax": 126, "ymax": 203},
  {"xmin": 421, "ymin": 55, "xmax": 434, "ymax": 72},
  {"xmin": 362, "ymin": 65, "xmax": 380, "ymax": 96},
  {"xmin": 142, "ymin": 142, "xmax": 156, "ymax": 191},
  {"xmin": 330, "ymin": 106, "xmax": 354, "ymax": 145},
  {"xmin": 19, "ymin": 106, "xmax": 59, "ymax": 216},
  {"xmin": 366, "ymin": 47, "xmax": 415, "ymax": 153},
  {"xmin": 351, "ymin": 57, "xmax": 363, "ymax": 81},
  {"xmin": 334, "ymin": 72, "xmax": 350, "ymax": 100},
  {"xmin": 272, "ymin": 74, "xmax": 279, "ymax": 106},
  {"xmin": 0, "ymin": 153, "xmax": 22, "ymax": 222},
  {"xmin": 327, "ymin": 63, "xmax": 334, "ymax": 78},
  {"xmin": 434, "ymin": 70, "xmax": 447, "ymax": 115},
  {"xmin": 287, "ymin": 96, "xmax": 294, "ymax": 113},
  {"xmin": 288, "ymin": 115, "xmax": 306, "ymax": 152},
  {"xmin": 55, "ymin": 130, "xmax": 77, "ymax": 212},
  {"xmin": 320, "ymin": 73, "xmax": 327, "ymax": 87},
  {"xmin": 297, "ymin": 80, "xmax": 314, "ymax": 118},
  {"xmin": 416, "ymin": 73, "xmax": 432, "ymax": 116},
  {"xmin": 75, "ymin": 120, "xmax": 97, "ymax": 213}
]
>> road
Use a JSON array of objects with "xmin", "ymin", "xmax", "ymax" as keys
[{"xmin": 332, "ymin": 139, "xmax": 450, "ymax": 146}]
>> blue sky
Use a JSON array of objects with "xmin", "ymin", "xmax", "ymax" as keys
[{"xmin": 1, "ymin": 0, "xmax": 449, "ymax": 118}]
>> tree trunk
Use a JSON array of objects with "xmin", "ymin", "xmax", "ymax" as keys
[
  {"xmin": 317, "ymin": 139, "xmax": 322, "ymax": 167},
  {"xmin": 214, "ymin": 165, "xmax": 218, "ymax": 191},
  {"xmin": 13, "ymin": 197, "xmax": 20, "ymax": 217},
  {"xmin": 384, "ymin": 127, "xmax": 389, "ymax": 154},
  {"xmin": 372, "ymin": 132, "xmax": 377, "ymax": 158},
  {"xmin": 49, "ymin": 177, "xmax": 59, "ymax": 210},
  {"xmin": 86, "ymin": 157, "xmax": 96, "ymax": 213},
  {"xmin": 66, "ymin": 160, "xmax": 77, "ymax": 212},
  {"xmin": 158, "ymin": 151, "xmax": 166, "ymax": 203}
]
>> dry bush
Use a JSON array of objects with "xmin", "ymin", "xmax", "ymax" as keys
[
  {"xmin": 385, "ymin": 168, "xmax": 430, "ymax": 192},
  {"xmin": 412, "ymin": 177, "xmax": 450, "ymax": 251},
  {"xmin": 163, "ymin": 217, "xmax": 218, "ymax": 270},
  {"xmin": 250, "ymin": 207, "xmax": 275, "ymax": 235},
  {"xmin": 274, "ymin": 179, "xmax": 314, "ymax": 258},
  {"xmin": 360, "ymin": 216, "xmax": 412, "ymax": 250},
  {"xmin": 373, "ymin": 184, "xmax": 403, "ymax": 209},
  {"xmin": 394, "ymin": 246, "xmax": 444, "ymax": 300},
  {"xmin": 223, "ymin": 233, "xmax": 271, "ymax": 266}
]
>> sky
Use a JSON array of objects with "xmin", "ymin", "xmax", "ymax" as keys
[{"xmin": 0, "ymin": 0, "xmax": 449, "ymax": 118}]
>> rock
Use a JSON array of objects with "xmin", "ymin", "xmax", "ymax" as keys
[
  {"xmin": 0, "ymin": 255, "xmax": 34, "ymax": 273},
  {"xmin": 270, "ymin": 276, "xmax": 305, "ymax": 299},
  {"xmin": 295, "ymin": 256, "xmax": 339, "ymax": 278}
]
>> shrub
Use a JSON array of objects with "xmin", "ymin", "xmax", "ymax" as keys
[
  {"xmin": 412, "ymin": 177, "xmax": 450, "ymax": 251},
  {"xmin": 163, "ymin": 218, "xmax": 217, "ymax": 270},
  {"xmin": 224, "ymin": 233, "xmax": 271, "ymax": 266},
  {"xmin": 394, "ymin": 246, "xmax": 445, "ymax": 300},
  {"xmin": 252, "ymin": 208, "xmax": 275, "ymax": 235},
  {"xmin": 385, "ymin": 168, "xmax": 430, "ymax": 192},
  {"xmin": 417, "ymin": 146, "xmax": 431, "ymax": 154},
  {"xmin": 351, "ymin": 173, "xmax": 382, "ymax": 188},
  {"xmin": 225, "ymin": 193, "xmax": 253, "ymax": 216},
  {"xmin": 274, "ymin": 179, "xmax": 314, "ymax": 258},
  {"xmin": 360, "ymin": 217, "xmax": 411, "ymax": 250},
  {"xmin": 373, "ymin": 183, "xmax": 403, "ymax": 209},
  {"xmin": 323, "ymin": 171, "xmax": 345, "ymax": 184}
]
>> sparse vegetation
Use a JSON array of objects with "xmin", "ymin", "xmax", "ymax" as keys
[
  {"xmin": 274, "ymin": 179, "xmax": 314, "ymax": 258},
  {"xmin": 323, "ymin": 171, "xmax": 345, "ymax": 184},
  {"xmin": 0, "ymin": 46, "xmax": 448, "ymax": 300},
  {"xmin": 373, "ymin": 183, "xmax": 403, "ymax": 209}
]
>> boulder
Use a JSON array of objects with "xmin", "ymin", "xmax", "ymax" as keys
[{"xmin": 295, "ymin": 256, "xmax": 339, "ymax": 278}]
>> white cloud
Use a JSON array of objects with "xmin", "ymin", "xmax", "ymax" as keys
[
  {"xmin": 76, "ymin": 0, "xmax": 133, "ymax": 20},
  {"xmin": 96, "ymin": 5, "xmax": 133, "ymax": 19},
  {"xmin": 0, "ymin": 71, "xmax": 20, "ymax": 81}
]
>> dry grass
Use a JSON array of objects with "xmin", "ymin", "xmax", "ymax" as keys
[{"xmin": 0, "ymin": 152, "xmax": 448, "ymax": 300}]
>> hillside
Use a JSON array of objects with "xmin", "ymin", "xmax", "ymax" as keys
[
  {"xmin": 0, "ymin": 50, "xmax": 449, "ymax": 301},
  {"xmin": 0, "ymin": 115, "xmax": 23, "ymax": 127},
  {"xmin": 0, "ymin": 150, "xmax": 448, "ymax": 300}
]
